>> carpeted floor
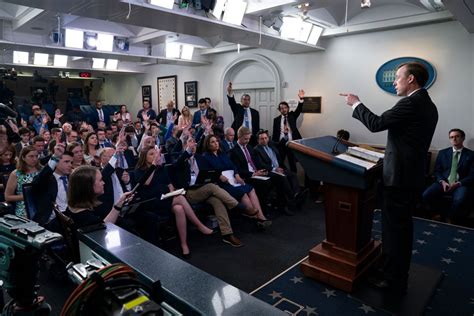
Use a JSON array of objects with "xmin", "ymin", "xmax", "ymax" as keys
[{"xmin": 251, "ymin": 211, "xmax": 474, "ymax": 315}]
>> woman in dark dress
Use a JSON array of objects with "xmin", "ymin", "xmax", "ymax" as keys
[
  {"xmin": 135, "ymin": 146, "xmax": 212, "ymax": 257},
  {"xmin": 201, "ymin": 135, "xmax": 269, "ymax": 224},
  {"xmin": 65, "ymin": 165, "xmax": 133, "ymax": 228},
  {"xmin": 0, "ymin": 144, "xmax": 16, "ymax": 173}
]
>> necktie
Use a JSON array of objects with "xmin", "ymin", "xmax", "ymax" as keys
[
  {"xmin": 244, "ymin": 110, "xmax": 249, "ymax": 128},
  {"xmin": 243, "ymin": 146, "xmax": 256, "ymax": 170},
  {"xmin": 448, "ymin": 151, "xmax": 460, "ymax": 184},
  {"xmin": 98, "ymin": 109, "xmax": 104, "ymax": 121},
  {"xmin": 265, "ymin": 146, "xmax": 279, "ymax": 169},
  {"xmin": 59, "ymin": 176, "xmax": 68, "ymax": 192},
  {"xmin": 283, "ymin": 116, "xmax": 288, "ymax": 135},
  {"xmin": 228, "ymin": 141, "xmax": 234, "ymax": 149},
  {"xmin": 117, "ymin": 153, "xmax": 125, "ymax": 169},
  {"xmin": 190, "ymin": 156, "xmax": 199, "ymax": 175}
]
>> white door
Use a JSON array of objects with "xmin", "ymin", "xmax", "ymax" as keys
[{"xmin": 233, "ymin": 88, "xmax": 275, "ymax": 132}]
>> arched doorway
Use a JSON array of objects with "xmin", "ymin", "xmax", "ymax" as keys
[{"xmin": 221, "ymin": 54, "xmax": 282, "ymax": 131}]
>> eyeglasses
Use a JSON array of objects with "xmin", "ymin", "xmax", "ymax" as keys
[{"xmin": 449, "ymin": 135, "xmax": 462, "ymax": 139}]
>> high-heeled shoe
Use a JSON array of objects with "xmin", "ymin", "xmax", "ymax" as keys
[{"xmin": 181, "ymin": 252, "xmax": 191, "ymax": 260}]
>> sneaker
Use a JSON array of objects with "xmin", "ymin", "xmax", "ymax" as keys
[{"xmin": 222, "ymin": 234, "xmax": 244, "ymax": 247}]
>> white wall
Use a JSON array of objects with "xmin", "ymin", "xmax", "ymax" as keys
[{"xmin": 103, "ymin": 21, "xmax": 474, "ymax": 150}]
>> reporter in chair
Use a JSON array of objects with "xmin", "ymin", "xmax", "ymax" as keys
[{"xmin": 64, "ymin": 165, "xmax": 133, "ymax": 229}]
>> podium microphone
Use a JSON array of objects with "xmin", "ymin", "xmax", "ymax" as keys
[{"xmin": 331, "ymin": 137, "xmax": 342, "ymax": 155}]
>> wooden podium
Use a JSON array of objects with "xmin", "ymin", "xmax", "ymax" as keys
[{"xmin": 288, "ymin": 136, "xmax": 382, "ymax": 292}]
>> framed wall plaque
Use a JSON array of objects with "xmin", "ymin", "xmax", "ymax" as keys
[
  {"xmin": 142, "ymin": 85, "xmax": 152, "ymax": 105},
  {"xmin": 302, "ymin": 96, "xmax": 322, "ymax": 113},
  {"xmin": 184, "ymin": 81, "xmax": 198, "ymax": 108},
  {"xmin": 157, "ymin": 75, "xmax": 177, "ymax": 111}
]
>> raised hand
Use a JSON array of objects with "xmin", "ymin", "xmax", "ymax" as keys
[
  {"xmin": 298, "ymin": 89, "xmax": 305, "ymax": 99},
  {"xmin": 142, "ymin": 112, "xmax": 150, "ymax": 122},
  {"xmin": 20, "ymin": 118, "xmax": 27, "ymax": 128},
  {"xmin": 55, "ymin": 109, "xmax": 63, "ymax": 120},
  {"xmin": 6, "ymin": 119, "xmax": 18, "ymax": 133},
  {"xmin": 53, "ymin": 142, "xmax": 65, "ymax": 158},
  {"xmin": 226, "ymin": 82, "xmax": 233, "ymax": 96},
  {"xmin": 42, "ymin": 115, "xmax": 49, "ymax": 125}
]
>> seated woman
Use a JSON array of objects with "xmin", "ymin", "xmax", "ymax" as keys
[
  {"xmin": 135, "ymin": 146, "xmax": 213, "ymax": 257},
  {"xmin": 0, "ymin": 144, "xmax": 17, "ymax": 174},
  {"xmin": 65, "ymin": 165, "xmax": 132, "ymax": 228},
  {"xmin": 83, "ymin": 132, "xmax": 99, "ymax": 166},
  {"xmin": 4, "ymin": 146, "xmax": 41, "ymax": 217},
  {"xmin": 67, "ymin": 142, "xmax": 87, "ymax": 169},
  {"xmin": 201, "ymin": 135, "xmax": 271, "ymax": 228}
]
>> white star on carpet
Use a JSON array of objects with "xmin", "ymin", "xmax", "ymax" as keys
[
  {"xmin": 453, "ymin": 238, "xmax": 464, "ymax": 243},
  {"xmin": 290, "ymin": 276, "xmax": 303, "ymax": 284},
  {"xmin": 429, "ymin": 223, "xmax": 438, "ymax": 228},
  {"xmin": 373, "ymin": 220, "xmax": 379, "ymax": 224},
  {"xmin": 416, "ymin": 239, "xmax": 427, "ymax": 245},
  {"xmin": 423, "ymin": 231, "xmax": 433, "ymax": 236},
  {"xmin": 412, "ymin": 249, "xmax": 419, "ymax": 254},
  {"xmin": 441, "ymin": 258, "xmax": 455, "ymax": 264},
  {"xmin": 301, "ymin": 305, "xmax": 318, "ymax": 315},
  {"xmin": 322, "ymin": 288, "xmax": 336, "ymax": 298},
  {"xmin": 359, "ymin": 304, "xmax": 376, "ymax": 314},
  {"xmin": 447, "ymin": 247, "xmax": 460, "ymax": 253},
  {"xmin": 268, "ymin": 290, "xmax": 282, "ymax": 299},
  {"xmin": 457, "ymin": 229, "xmax": 468, "ymax": 234}
]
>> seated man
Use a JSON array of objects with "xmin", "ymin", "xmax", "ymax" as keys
[
  {"xmin": 422, "ymin": 128, "xmax": 474, "ymax": 222},
  {"xmin": 254, "ymin": 130, "xmax": 307, "ymax": 214}
]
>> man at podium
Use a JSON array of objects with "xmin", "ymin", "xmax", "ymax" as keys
[{"xmin": 341, "ymin": 62, "xmax": 438, "ymax": 295}]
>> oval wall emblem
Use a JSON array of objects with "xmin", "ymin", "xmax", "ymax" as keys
[{"xmin": 375, "ymin": 57, "xmax": 436, "ymax": 95}]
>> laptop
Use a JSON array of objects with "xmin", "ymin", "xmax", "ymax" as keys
[{"xmin": 191, "ymin": 169, "xmax": 221, "ymax": 187}]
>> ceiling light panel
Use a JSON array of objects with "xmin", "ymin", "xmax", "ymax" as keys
[
  {"xmin": 34, "ymin": 53, "xmax": 49, "ymax": 66},
  {"xmin": 105, "ymin": 59, "xmax": 118, "ymax": 70},
  {"xmin": 13, "ymin": 51, "xmax": 29, "ymax": 64},
  {"xmin": 97, "ymin": 33, "xmax": 114, "ymax": 52},
  {"xmin": 149, "ymin": 0, "xmax": 174, "ymax": 9},
  {"xmin": 307, "ymin": 25, "xmax": 323, "ymax": 45},
  {"xmin": 181, "ymin": 45, "xmax": 194, "ymax": 60},
  {"xmin": 92, "ymin": 58, "xmax": 105, "ymax": 69},
  {"xmin": 297, "ymin": 21, "xmax": 312, "ymax": 42},
  {"xmin": 54, "ymin": 55, "xmax": 68, "ymax": 67},
  {"xmin": 280, "ymin": 16, "xmax": 302, "ymax": 39},
  {"xmin": 166, "ymin": 42, "xmax": 181, "ymax": 59},
  {"xmin": 222, "ymin": 0, "xmax": 247, "ymax": 26},
  {"xmin": 65, "ymin": 29, "xmax": 84, "ymax": 49}
]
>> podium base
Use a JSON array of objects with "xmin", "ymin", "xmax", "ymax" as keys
[{"xmin": 301, "ymin": 240, "xmax": 381, "ymax": 292}]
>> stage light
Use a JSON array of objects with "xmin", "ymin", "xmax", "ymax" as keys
[
  {"xmin": 222, "ymin": 0, "xmax": 247, "ymax": 26},
  {"xmin": 361, "ymin": 0, "xmax": 371, "ymax": 8},
  {"xmin": 181, "ymin": 45, "xmax": 194, "ymax": 60},
  {"xmin": 65, "ymin": 29, "xmax": 84, "ymax": 49},
  {"xmin": 166, "ymin": 42, "xmax": 180, "ymax": 59},
  {"xmin": 54, "ymin": 55, "xmax": 68, "ymax": 67},
  {"xmin": 307, "ymin": 24, "xmax": 323, "ymax": 45},
  {"xmin": 149, "ymin": 0, "xmax": 174, "ymax": 9},
  {"xmin": 92, "ymin": 58, "xmax": 105, "ymax": 69},
  {"xmin": 105, "ymin": 59, "xmax": 118, "ymax": 70},
  {"xmin": 13, "ymin": 51, "xmax": 29, "ymax": 64},
  {"xmin": 33, "ymin": 53, "xmax": 49, "ymax": 66},
  {"xmin": 84, "ymin": 32, "xmax": 97, "ymax": 50},
  {"xmin": 97, "ymin": 33, "xmax": 114, "ymax": 52}
]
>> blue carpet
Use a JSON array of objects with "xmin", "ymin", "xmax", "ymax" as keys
[{"xmin": 251, "ymin": 211, "xmax": 474, "ymax": 315}]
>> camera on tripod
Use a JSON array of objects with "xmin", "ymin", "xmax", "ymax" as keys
[{"xmin": 0, "ymin": 214, "xmax": 62, "ymax": 315}]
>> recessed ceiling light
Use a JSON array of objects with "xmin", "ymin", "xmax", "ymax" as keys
[{"xmin": 34, "ymin": 53, "xmax": 49, "ymax": 66}]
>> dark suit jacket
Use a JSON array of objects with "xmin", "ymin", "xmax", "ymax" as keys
[
  {"xmin": 434, "ymin": 147, "xmax": 474, "ymax": 186},
  {"xmin": 89, "ymin": 108, "xmax": 111, "ymax": 128},
  {"xmin": 220, "ymin": 139, "xmax": 237, "ymax": 153},
  {"xmin": 229, "ymin": 144, "xmax": 259, "ymax": 180},
  {"xmin": 172, "ymin": 150, "xmax": 206, "ymax": 189},
  {"xmin": 254, "ymin": 143, "xmax": 285, "ymax": 172},
  {"xmin": 227, "ymin": 95, "xmax": 259, "ymax": 136},
  {"xmin": 272, "ymin": 101, "xmax": 304, "ymax": 142},
  {"xmin": 157, "ymin": 109, "xmax": 180, "ymax": 127},
  {"xmin": 31, "ymin": 164, "xmax": 59, "ymax": 226},
  {"xmin": 192, "ymin": 109, "xmax": 207, "ymax": 128},
  {"xmin": 352, "ymin": 89, "xmax": 438, "ymax": 190},
  {"xmin": 98, "ymin": 163, "xmax": 128, "ymax": 219}
]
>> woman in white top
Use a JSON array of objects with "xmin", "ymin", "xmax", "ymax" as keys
[
  {"xmin": 177, "ymin": 106, "xmax": 192, "ymax": 130},
  {"xmin": 119, "ymin": 105, "xmax": 131, "ymax": 123}
]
